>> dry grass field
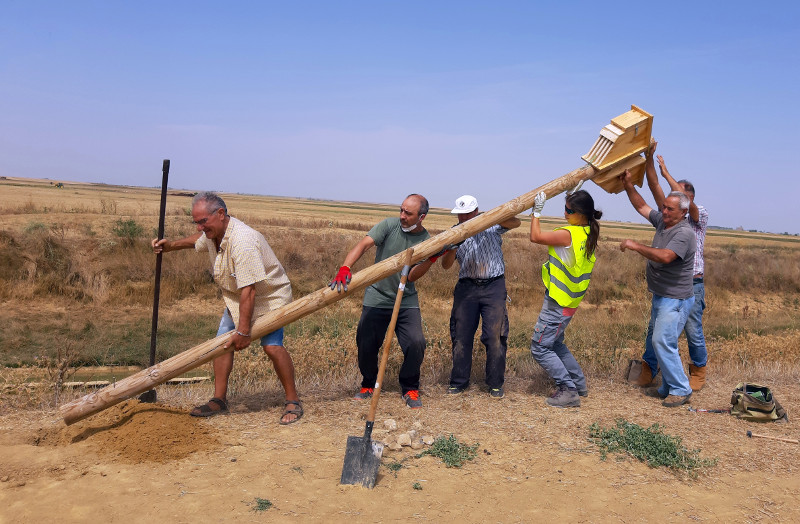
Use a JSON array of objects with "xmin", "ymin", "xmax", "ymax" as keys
[{"xmin": 1, "ymin": 176, "xmax": 800, "ymax": 522}]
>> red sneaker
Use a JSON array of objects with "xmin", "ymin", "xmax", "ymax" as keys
[
  {"xmin": 353, "ymin": 387, "xmax": 374, "ymax": 399},
  {"xmin": 402, "ymin": 390, "xmax": 422, "ymax": 408}
]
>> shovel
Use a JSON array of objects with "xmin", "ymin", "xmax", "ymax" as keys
[{"xmin": 340, "ymin": 247, "xmax": 414, "ymax": 488}]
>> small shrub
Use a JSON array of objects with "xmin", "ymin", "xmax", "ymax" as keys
[
  {"xmin": 385, "ymin": 461, "xmax": 403, "ymax": 477},
  {"xmin": 252, "ymin": 497, "xmax": 272, "ymax": 512},
  {"xmin": 112, "ymin": 219, "xmax": 144, "ymax": 246},
  {"xmin": 417, "ymin": 435, "xmax": 479, "ymax": 468},
  {"xmin": 24, "ymin": 221, "xmax": 47, "ymax": 234},
  {"xmin": 412, "ymin": 482, "xmax": 423, "ymax": 490},
  {"xmin": 589, "ymin": 419, "xmax": 717, "ymax": 475}
]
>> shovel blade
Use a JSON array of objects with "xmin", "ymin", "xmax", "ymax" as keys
[{"xmin": 340, "ymin": 435, "xmax": 384, "ymax": 488}]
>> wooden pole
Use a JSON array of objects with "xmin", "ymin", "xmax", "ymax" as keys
[{"xmin": 60, "ymin": 152, "xmax": 645, "ymax": 424}]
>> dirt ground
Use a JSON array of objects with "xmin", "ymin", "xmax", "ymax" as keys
[{"xmin": 1, "ymin": 376, "xmax": 799, "ymax": 523}]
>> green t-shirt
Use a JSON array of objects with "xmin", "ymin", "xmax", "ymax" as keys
[{"xmin": 362, "ymin": 217, "xmax": 430, "ymax": 309}]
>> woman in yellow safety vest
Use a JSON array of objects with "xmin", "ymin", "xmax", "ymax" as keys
[{"xmin": 528, "ymin": 184, "xmax": 601, "ymax": 408}]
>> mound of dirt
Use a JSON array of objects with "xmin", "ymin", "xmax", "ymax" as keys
[{"xmin": 32, "ymin": 400, "xmax": 220, "ymax": 463}]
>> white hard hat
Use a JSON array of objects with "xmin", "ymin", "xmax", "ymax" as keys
[{"xmin": 451, "ymin": 195, "xmax": 478, "ymax": 214}]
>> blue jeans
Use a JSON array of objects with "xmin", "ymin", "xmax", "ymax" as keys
[
  {"xmin": 684, "ymin": 280, "xmax": 708, "ymax": 367},
  {"xmin": 641, "ymin": 294, "xmax": 694, "ymax": 397},
  {"xmin": 218, "ymin": 309, "xmax": 284, "ymax": 347},
  {"xmin": 643, "ymin": 281, "xmax": 708, "ymax": 370}
]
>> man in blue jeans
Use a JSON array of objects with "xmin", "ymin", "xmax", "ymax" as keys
[
  {"xmin": 152, "ymin": 192, "xmax": 302, "ymax": 423},
  {"xmin": 618, "ymin": 170, "xmax": 697, "ymax": 407},
  {"xmin": 634, "ymin": 142, "xmax": 709, "ymax": 390}
]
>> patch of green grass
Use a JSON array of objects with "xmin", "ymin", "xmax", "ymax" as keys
[
  {"xmin": 252, "ymin": 497, "xmax": 272, "ymax": 512},
  {"xmin": 589, "ymin": 419, "xmax": 717, "ymax": 475},
  {"xmin": 412, "ymin": 482, "xmax": 422, "ymax": 490},
  {"xmin": 417, "ymin": 435, "xmax": 479, "ymax": 468},
  {"xmin": 385, "ymin": 461, "xmax": 403, "ymax": 477},
  {"xmin": 24, "ymin": 221, "xmax": 48, "ymax": 234},
  {"xmin": 112, "ymin": 218, "xmax": 144, "ymax": 245}
]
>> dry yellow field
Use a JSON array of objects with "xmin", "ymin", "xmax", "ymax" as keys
[{"xmin": 2, "ymin": 176, "xmax": 800, "ymax": 522}]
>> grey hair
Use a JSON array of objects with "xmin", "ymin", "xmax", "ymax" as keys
[
  {"xmin": 668, "ymin": 190, "xmax": 690, "ymax": 211},
  {"xmin": 406, "ymin": 193, "xmax": 429, "ymax": 215},
  {"xmin": 192, "ymin": 191, "xmax": 227, "ymax": 215},
  {"xmin": 677, "ymin": 179, "xmax": 696, "ymax": 196}
]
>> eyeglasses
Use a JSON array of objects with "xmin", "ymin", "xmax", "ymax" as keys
[
  {"xmin": 193, "ymin": 215, "xmax": 212, "ymax": 226},
  {"xmin": 564, "ymin": 206, "xmax": 576, "ymax": 215}
]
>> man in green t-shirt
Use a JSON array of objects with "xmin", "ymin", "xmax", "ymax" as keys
[{"xmin": 330, "ymin": 194, "xmax": 437, "ymax": 408}]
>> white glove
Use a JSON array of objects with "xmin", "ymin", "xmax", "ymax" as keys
[
  {"xmin": 567, "ymin": 180, "xmax": 584, "ymax": 195},
  {"xmin": 532, "ymin": 191, "xmax": 546, "ymax": 218}
]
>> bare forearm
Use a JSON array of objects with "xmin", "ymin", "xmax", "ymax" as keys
[
  {"xmin": 620, "ymin": 239, "xmax": 677, "ymax": 264},
  {"xmin": 645, "ymin": 157, "xmax": 665, "ymax": 209},
  {"xmin": 624, "ymin": 184, "xmax": 651, "ymax": 218},
  {"xmin": 409, "ymin": 259, "xmax": 433, "ymax": 282},
  {"xmin": 688, "ymin": 202, "xmax": 699, "ymax": 222},
  {"xmin": 237, "ymin": 285, "xmax": 256, "ymax": 333},
  {"xmin": 441, "ymin": 249, "xmax": 457, "ymax": 270},
  {"xmin": 153, "ymin": 232, "xmax": 202, "ymax": 253},
  {"xmin": 500, "ymin": 216, "xmax": 521, "ymax": 230},
  {"xmin": 342, "ymin": 237, "xmax": 373, "ymax": 268}
]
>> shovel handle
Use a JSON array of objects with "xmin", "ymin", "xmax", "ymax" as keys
[
  {"xmin": 746, "ymin": 431, "xmax": 799, "ymax": 444},
  {"xmin": 366, "ymin": 248, "xmax": 413, "ymax": 424}
]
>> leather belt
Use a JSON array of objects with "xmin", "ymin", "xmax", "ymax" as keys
[{"xmin": 460, "ymin": 275, "xmax": 503, "ymax": 286}]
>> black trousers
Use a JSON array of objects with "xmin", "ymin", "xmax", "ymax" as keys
[
  {"xmin": 356, "ymin": 306, "xmax": 426, "ymax": 394},
  {"xmin": 449, "ymin": 277, "xmax": 509, "ymax": 389}
]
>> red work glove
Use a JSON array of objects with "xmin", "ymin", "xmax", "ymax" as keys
[
  {"xmin": 330, "ymin": 265, "xmax": 352, "ymax": 292},
  {"xmin": 428, "ymin": 244, "xmax": 456, "ymax": 263}
]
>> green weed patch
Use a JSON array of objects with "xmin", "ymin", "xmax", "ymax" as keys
[
  {"xmin": 589, "ymin": 419, "xmax": 717, "ymax": 474},
  {"xmin": 417, "ymin": 435, "xmax": 479, "ymax": 468}
]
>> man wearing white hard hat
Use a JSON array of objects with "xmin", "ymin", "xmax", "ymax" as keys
[{"xmin": 441, "ymin": 195, "xmax": 521, "ymax": 398}]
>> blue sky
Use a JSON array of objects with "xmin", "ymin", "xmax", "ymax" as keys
[{"xmin": 2, "ymin": 1, "xmax": 798, "ymax": 233}]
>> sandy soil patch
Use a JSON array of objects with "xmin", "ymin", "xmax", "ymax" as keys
[{"xmin": 2, "ymin": 375, "xmax": 799, "ymax": 523}]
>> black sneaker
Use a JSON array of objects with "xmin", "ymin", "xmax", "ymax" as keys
[
  {"xmin": 447, "ymin": 385, "xmax": 466, "ymax": 395},
  {"xmin": 489, "ymin": 388, "xmax": 504, "ymax": 399},
  {"xmin": 578, "ymin": 389, "xmax": 588, "ymax": 397}
]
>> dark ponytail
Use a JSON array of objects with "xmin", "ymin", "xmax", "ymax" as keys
[{"xmin": 565, "ymin": 190, "xmax": 602, "ymax": 259}]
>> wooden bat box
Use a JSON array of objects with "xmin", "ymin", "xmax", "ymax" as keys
[{"xmin": 582, "ymin": 105, "xmax": 653, "ymax": 194}]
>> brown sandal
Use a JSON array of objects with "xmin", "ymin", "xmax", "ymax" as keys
[
  {"xmin": 190, "ymin": 397, "xmax": 229, "ymax": 417},
  {"xmin": 279, "ymin": 400, "xmax": 303, "ymax": 425}
]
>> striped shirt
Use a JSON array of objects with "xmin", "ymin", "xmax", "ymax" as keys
[
  {"xmin": 688, "ymin": 205, "xmax": 709, "ymax": 276},
  {"xmin": 455, "ymin": 225, "xmax": 509, "ymax": 280},
  {"xmin": 195, "ymin": 217, "xmax": 292, "ymax": 327}
]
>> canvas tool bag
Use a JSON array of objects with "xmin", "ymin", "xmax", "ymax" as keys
[{"xmin": 730, "ymin": 383, "xmax": 788, "ymax": 422}]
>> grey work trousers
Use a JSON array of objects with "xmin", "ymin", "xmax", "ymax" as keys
[{"xmin": 529, "ymin": 294, "xmax": 586, "ymax": 391}]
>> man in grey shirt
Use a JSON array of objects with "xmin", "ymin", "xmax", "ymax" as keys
[{"xmin": 619, "ymin": 170, "xmax": 697, "ymax": 407}]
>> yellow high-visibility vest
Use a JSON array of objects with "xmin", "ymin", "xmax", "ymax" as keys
[{"xmin": 541, "ymin": 225, "xmax": 595, "ymax": 308}]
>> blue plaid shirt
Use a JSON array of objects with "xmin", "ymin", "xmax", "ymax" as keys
[{"xmin": 455, "ymin": 225, "xmax": 509, "ymax": 280}]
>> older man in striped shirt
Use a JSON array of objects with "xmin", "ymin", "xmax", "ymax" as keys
[{"xmin": 441, "ymin": 195, "xmax": 521, "ymax": 398}]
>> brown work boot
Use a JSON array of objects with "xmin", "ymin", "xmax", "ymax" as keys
[
  {"xmin": 642, "ymin": 387, "xmax": 667, "ymax": 399},
  {"xmin": 662, "ymin": 393, "xmax": 691, "ymax": 408},
  {"xmin": 688, "ymin": 364, "xmax": 707, "ymax": 391},
  {"xmin": 632, "ymin": 361, "xmax": 655, "ymax": 387}
]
